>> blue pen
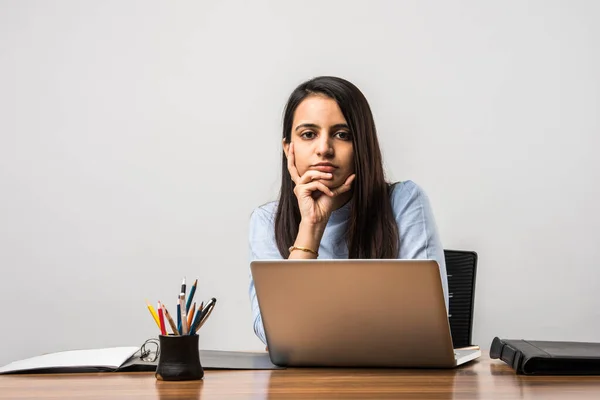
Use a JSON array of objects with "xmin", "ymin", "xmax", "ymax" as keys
[
  {"xmin": 176, "ymin": 302, "xmax": 181, "ymax": 334},
  {"xmin": 186, "ymin": 279, "xmax": 197, "ymax": 313}
]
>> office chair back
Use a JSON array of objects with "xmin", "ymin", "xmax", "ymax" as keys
[{"xmin": 444, "ymin": 249, "xmax": 477, "ymax": 348}]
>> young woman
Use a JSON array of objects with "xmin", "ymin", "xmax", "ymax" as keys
[{"xmin": 248, "ymin": 76, "xmax": 448, "ymax": 345}]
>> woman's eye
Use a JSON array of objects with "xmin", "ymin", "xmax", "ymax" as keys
[
  {"xmin": 301, "ymin": 131, "xmax": 316, "ymax": 139},
  {"xmin": 335, "ymin": 131, "xmax": 351, "ymax": 140}
]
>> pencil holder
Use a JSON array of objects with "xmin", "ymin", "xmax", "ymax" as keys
[{"xmin": 155, "ymin": 334, "xmax": 204, "ymax": 381}]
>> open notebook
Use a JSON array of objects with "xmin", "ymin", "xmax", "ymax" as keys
[
  {"xmin": 0, "ymin": 346, "xmax": 282, "ymax": 374},
  {"xmin": 0, "ymin": 347, "xmax": 142, "ymax": 374}
]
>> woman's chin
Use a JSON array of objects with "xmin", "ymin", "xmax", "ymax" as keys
[{"xmin": 318, "ymin": 179, "xmax": 342, "ymax": 189}]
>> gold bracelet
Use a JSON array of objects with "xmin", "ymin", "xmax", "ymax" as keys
[{"xmin": 288, "ymin": 245, "xmax": 318, "ymax": 257}]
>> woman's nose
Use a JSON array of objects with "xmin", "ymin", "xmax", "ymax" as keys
[{"xmin": 315, "ymin": 136, "xmax": 333, "ymax": 157}]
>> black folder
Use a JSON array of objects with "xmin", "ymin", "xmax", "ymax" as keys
[{"xmin": 490, "ymin": 337, "xmax": 600, "ymax": 375}]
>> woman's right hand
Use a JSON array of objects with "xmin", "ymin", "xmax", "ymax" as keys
[{"xmin": 287, "ymin": 142, "xmax": 355, "ymax": 226}]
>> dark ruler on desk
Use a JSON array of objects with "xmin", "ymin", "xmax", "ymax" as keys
[{"xmin": 119, "ymin": 350, "xmax": 283, "ymax": 371}]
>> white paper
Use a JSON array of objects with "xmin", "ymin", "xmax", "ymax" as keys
[{"xmin": 0, "ymin": 346, "xmax": 140, "ymax": 374}]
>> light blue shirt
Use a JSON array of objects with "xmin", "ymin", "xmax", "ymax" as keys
[{"xmin": 248, "ymin": 180, "xmax": 448, "ymax": 345}]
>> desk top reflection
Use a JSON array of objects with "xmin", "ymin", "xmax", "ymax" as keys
[{"xmin": 1, "ymin": 355, "xmax": 600, "ymax": 400}]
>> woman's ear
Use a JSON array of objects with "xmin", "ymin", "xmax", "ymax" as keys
[{"xmin": 282, "ymin": 138, "xmax": 290, "ymax": 158}]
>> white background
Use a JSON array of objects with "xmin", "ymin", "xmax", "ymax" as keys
[{"xmin": 1, "ymin": 0, "xmax": 599, "ymax": 366}]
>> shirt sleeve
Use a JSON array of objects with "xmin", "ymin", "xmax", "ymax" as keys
[
  {"xmin": 391, "ymin": 181, "xmax": 449, "ymax": 311},
  {"xmin": 248, "ymin": 205, "xmax": 281, "ymax": 345}
]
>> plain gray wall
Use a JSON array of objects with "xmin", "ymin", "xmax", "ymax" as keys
[{"xmin": 1, "ymin": 0, "xmax": 599, "ymax": 366}]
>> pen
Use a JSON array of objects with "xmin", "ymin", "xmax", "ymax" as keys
[
  {"xmin": 195, "ymin": 298, "xmax": 217, "ymax": 333},
  {"xmin": 179, "ymin": 293, "xmax": 188, "ymax": 335},
  {"xmin": 157, "ymin": 301, "xmax": 167, "ymax": 335},
  {"xmin": 180, "ymin": 278, "xmax": 188, "ymax": 328},
  {"xmin": 192, "ymin": 297, "xmax": 216, "ymax": 333},
  {"xmin": 145, "ymin": 299, "xmax": 161, "ymax": 330},
  {"xmin": 186, "ymin": 278, "xmax": 197, "ymax": 313},
  {"xmin": 187, "ymin": 302, "xmax": 196, "ymax": 330},
  {"xmin": 196, "ymin": 305, "xmax": 214, "ymax": 332},
  {"xmin": 161, "ymin": 303, "xmax": 179, "ymax": 335}
]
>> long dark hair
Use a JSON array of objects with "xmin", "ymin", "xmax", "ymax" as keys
[{"xmin": 274, "ymin": 76, "xmax": 399, "ymax": 259}]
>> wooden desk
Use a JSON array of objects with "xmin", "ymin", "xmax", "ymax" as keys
[{"xmin": 1, "ymin": 355, "xmax": 599, "ymax": 399}]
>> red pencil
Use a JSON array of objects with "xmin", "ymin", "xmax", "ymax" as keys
[{"xmin": 157, "ymin": 301, "xmax": 167, "ymax": 335}]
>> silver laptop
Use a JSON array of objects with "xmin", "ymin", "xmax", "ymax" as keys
[{"xmin": 250, "ymin": 259, "xmax": 481, "ymax": 368}]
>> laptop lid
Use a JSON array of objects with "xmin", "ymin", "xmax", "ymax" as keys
[{"xmin": 250, "ymin": 259, "xmax": 457, "ymax": 368}]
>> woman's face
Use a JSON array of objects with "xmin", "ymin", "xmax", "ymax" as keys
[{"xmin": 283, "ymin": 95, "xmax": 354, "ymax": 189}]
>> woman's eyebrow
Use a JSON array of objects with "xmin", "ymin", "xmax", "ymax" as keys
[
  {"xmin": 295, "ymin": 123, "xmax": 320, "ymax": 132},
  {"xmin": 294, "ymin": 123, "xmax": 349, "ymax": 132},
  {"xmin": 330, "ymin": 123, "xmax": 349, "ymax": 130}
]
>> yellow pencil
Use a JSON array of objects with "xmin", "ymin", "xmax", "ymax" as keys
[{"xmin": 145, "ymin": 299, "xmax": 161, "ymax": 330}]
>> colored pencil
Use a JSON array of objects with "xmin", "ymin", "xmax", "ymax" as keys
[
  {"xmin": 188, "ymin": 305, "xmax": 203, "ymax": 334},
  {"xmin": 176, "ymin": 302, "xmax": 181, "ymax": 334},
  {"xmin": 157, "ymin": 301, "xmax": 167, "ymax": 335},
  {"xmin": 162, "ymin": 303, "xmax": 179, "ymax": 335},
  {"xmin": 187, "ymin": 302, "xmax": 196, "ymax": 330},
  {"xmin": 186, "ymin": 278, "xmax": 197, "ymax": 312},
  {"xmin": 145, "ymin": 299, "xmax": 161, "ymax": 330}
]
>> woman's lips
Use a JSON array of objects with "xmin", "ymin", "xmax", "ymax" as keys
[{"xmin": 311, "ymin": 165, "xmax": 337, "ymax": 173}]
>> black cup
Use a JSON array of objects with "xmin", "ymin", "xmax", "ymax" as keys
[{"xmin": 155, "ymin": 334, "xmax": 204, "ymax": 381}]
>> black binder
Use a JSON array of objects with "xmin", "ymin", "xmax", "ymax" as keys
[{"xmin": 490, "ymin": 337, "xmax": 600, "ymax": 375}]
